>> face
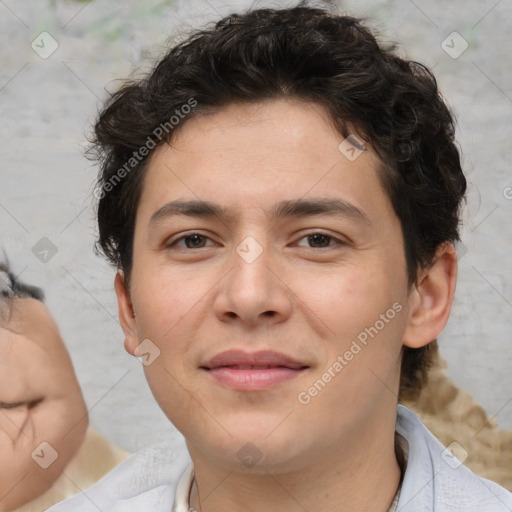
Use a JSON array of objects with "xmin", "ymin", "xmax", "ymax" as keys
[
  {"xmin": 0, "ymin": 299, "xmax": 88, "ymax": 510},
  {"xmin": 116, "ymin": 98, "xmax": 454, "ymax": 475}
]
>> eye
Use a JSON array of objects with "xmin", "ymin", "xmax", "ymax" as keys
[
  {"xmin": 167, "ymin": 233, "xmax": 215, "ymax": 249},
  {"xmin": 296, "ymin": 232, "xmax": 345, "ymax": 249},
  {"xmin": 0, "ymin": 398, "xmax": 43, "ymax": 410},
  {"xmin": 0, "ymin": 401, "xmax": 24, "ymax": 410}
]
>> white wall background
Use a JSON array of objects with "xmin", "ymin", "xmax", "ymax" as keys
[{"xmin": 1, "ymin": 0, "xmax": 511, "ymax": 453}]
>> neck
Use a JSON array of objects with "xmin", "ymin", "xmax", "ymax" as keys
[{"xmin": 188, "ymin": 417, "xmax": 402, "ymax": 512}]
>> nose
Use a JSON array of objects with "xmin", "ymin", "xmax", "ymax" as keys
[{"xmin": 213, "ymin": 238, "xmax": 293, "ymax": 327}]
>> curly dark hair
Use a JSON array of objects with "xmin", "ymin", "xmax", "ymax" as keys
[{"xmin": 89, "ymin": 5, "xmax": 466, "ymax": 399}]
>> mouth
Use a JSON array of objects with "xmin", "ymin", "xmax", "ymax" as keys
[{"xmin": 200, "ymin": 350, "xmax": 310, "ymax": 391}]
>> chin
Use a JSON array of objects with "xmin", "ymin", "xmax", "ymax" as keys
[{"xmin": 186, "ymin": 419, "xmax": 311, "ymax": 473}]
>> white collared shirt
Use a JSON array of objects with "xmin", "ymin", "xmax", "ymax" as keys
[
  {"xmin": 47, "ymin": 405, "xmax": 512, "ymax": 511},
  {"xmin": 170, "ymin": 462, "xmax": 402, "ymax": 512}
]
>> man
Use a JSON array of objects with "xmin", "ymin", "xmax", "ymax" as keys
[{"xmin": 49, "ymin": 4, "xmax": 512, "ymax": 511}]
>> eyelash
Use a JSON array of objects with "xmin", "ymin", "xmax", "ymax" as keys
[
  {"xmin": 0, "ymin": 401, "xmax": 24, "ymax": 410},
  {"xmin": 0, "ymin": 398, "xmax": 42, "ymax": 410},
  {"xmin": 166, "ymin": 232, "xmax": 346, "ymax": 250}
]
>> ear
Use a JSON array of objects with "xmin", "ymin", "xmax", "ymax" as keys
[
  {"xmin": 402, "ymin": 242, "xmax": 458, "ymax": 349},
  {"xmin": 114, "ymin": 271, "xmax": 139, "ymax": 356}
]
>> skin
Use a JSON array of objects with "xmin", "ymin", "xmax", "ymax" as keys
[
  {"xmin": 0, "ymin": 298, "xmax": 88, "ymax": 511},
  {"xmin": 115, "ymin": 98, "xmax": 457, "ymax": 512}
]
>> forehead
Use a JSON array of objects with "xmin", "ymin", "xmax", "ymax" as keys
[
  {"xmin": 164, "ymin": 98, "xmax": 374, "ymax": 169},
  {"xmin": 0, "ymin": 299, "xmax": 61, "ymax": 353},
  {"xmin": 137, "ymin": 98, "xmax": 392, "ymax": 224}
]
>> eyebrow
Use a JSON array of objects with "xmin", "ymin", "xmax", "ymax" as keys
[{"xmin": 149, "ymin": 198, "xmax": 371, "ymax": 226}]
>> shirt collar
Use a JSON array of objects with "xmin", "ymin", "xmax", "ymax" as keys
[
  {"xmin": 171, "ymin": 462, "xmax": 195, "ymax": 512},
  {"xmin": 172, "ymin": 455, "xmax": 404, "ymax": 512}
]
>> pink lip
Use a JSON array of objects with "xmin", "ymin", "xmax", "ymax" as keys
[{"xmin": 200, "ymin": 350, "xmax": 309, "ymax": 391}]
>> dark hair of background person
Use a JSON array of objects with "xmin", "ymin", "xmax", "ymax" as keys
[
  {"xmin": 0, "ymin": 261, "xmax": 44, "ymax": 301},
  {"xmin": 0, "ymin": 260, "xmax": 45, "ymax": 328},
  {"xmin": 88, "ymin": 4, "xmax": 467, "ymax": 400}
]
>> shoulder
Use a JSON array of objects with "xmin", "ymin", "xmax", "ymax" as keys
[
  {"xmin": 396, "ymin": 404, "xmax": 512, "ymax": 512},
  {"xmin": 46, "ymin": 438, "xmax": 190, "ymax": 511}
]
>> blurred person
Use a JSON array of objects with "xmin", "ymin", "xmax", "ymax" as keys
[
  {"xmin": 48, "ymin": 4, "xmax": 512, "ymax": 511},
  {"xmin": 0, "ymin": 261, "xmax": 127, "ymax": 511}
]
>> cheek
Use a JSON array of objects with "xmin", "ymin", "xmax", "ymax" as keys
[
  {"xmin": 298, "ymin": 262, "xmax": 406, "ymax": 388},
  {"xmin": 297, "ymin": 261, "xmax": 399, "ymax": 334},
  {"xmin": 0, "ymin": 407, "xmax": 29, "ymax": 442},
  {"xmin": 131, "ymin": 269, "xmax": 198, "ymax": 336},
  {"xmin": 131, "ymin": 273, "xmax": 209, "ymax": 391}
]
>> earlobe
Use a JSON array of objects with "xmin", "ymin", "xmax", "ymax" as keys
[
  {"xmin": 114, "ymin": 271, "xmax": 139, "ymax": 356},
  {"xmin": 402, "ymin": 243, "xmax": 458, "ymax": 349}
]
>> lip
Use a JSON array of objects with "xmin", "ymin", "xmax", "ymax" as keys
[
  {"xmin": 202, "ymin": 349, "xmax": 308, "ymax": 369},
  {"xmin": 200, "ymin": 350, "xmax": 309, "ymax": 391}
]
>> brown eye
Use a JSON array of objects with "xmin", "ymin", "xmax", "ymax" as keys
[
  {"xmin": 183, "ymin": 234, "xmax": 208, "ymax": 248},
  {"xmin": 307, "ymin": 234, "xmax": 332, "ymax": 248},
  {"xmin": 166, "ymin": 233, "xmax": 215, "ymax": 249},
  {"xmin": 296, "ymin": 232, "xmax": 344, "ymax": 249}
]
